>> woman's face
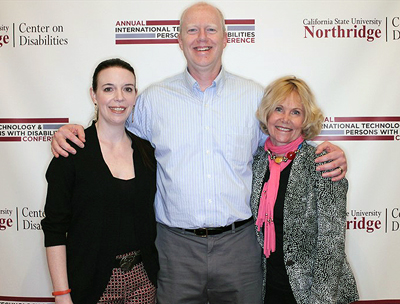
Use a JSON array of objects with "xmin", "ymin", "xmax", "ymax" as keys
[
  {"xmin": 267, "ymin": 91, "xmax": 304, "ymax": 146},
  {"xmin": 91, "ymin": 67, "xmax": 136, "ymax": 126}
]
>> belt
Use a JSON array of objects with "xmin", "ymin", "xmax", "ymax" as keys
[
  {"xmin": 182, "ymin": 217, "xmax": 253, "ymax": 237},
  {"xmin": 114, "ymin": 251, "xmax": 142, "ymax": 271}
]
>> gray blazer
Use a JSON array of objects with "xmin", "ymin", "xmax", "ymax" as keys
[{"xmin": 250, "ymin": 142, "xmax": 358, "ymax": 304}]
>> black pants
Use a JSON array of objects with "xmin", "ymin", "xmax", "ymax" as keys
[{"xmin": 264, "ymin": 284, "xmax": 297, "ymax": 304}]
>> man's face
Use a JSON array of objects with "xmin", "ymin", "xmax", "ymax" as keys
[{"xmin": 178, "ymin": 4, "xmax": 227, "ymax": 77}]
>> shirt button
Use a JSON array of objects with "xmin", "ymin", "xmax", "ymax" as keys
[
  {"xmin": 206, "ymin": 150, "xmax": 210, "ymax": 154},
  {"xmin": 205, "ymin": 126, "xmax": 209, "ymax": 130},
  {"xmin": 207, "ymin": 174, "xmax": 211, "ymax": 179},
  {"xmin": 208, "ymin": 199, "xmax": 212, "ymax": 203}
]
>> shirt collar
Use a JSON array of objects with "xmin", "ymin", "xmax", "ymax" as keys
[{"xmin": 183, "ymin": 67, "xmax": 226, "ymax": 95}]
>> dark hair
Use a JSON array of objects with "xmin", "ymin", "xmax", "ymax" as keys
[{"xmin": 92, "ymin": 58, "xmax": 136, "ymax": 92}]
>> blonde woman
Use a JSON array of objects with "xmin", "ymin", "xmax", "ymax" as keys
[{"xmin": 251, "ymin": 76, "xmax": 358, "ymax": 304}]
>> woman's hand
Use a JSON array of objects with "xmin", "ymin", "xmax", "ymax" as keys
[
  {"xmin": 315, "ymin": 141, "xmax": 347, "ymax": 181},
  {"xmin": 51, "ymin": 124, "xmax": 86, "ymax": 158}
]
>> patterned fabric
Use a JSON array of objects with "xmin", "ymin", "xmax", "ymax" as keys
[
  {"xmin": 98, "ymin": 262, "xmax": 156, "ymax": 304},
  {"xmin": 250, "ymin": 142, "xmax": 359, "ymax": 304},
  {"xmin": 127, "ymin": 67, "xmax": 266, "ymax": 228}
]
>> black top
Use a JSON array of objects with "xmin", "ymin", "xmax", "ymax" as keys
[
  {"xmin": 42, "ymin": 123, "xmax": 158, "ymax": 304},
  {"xmin": 113, "ymin": 177, "xmax": 139, "ymax": 254},
  {"xmin": 263, "ymin": 162, "xmax": 293, "ymax": 292}
]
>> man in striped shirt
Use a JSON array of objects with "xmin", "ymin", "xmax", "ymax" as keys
[{"xmin": 51, "ymin": 2, "xmax": 347, "ymax": 303}]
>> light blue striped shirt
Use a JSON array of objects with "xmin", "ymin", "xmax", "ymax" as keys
[{"xmin": 127, "ymin": 68, "xmax": 266, "ymax": 228}]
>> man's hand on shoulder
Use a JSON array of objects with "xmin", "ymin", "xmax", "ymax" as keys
[
  {"xmin": 315, "ymin": 141, "xmax": 347, "ymax": 182},
  {"xmin": 51, "ymin": 124, "xmax": 86, "ymax": 158}
]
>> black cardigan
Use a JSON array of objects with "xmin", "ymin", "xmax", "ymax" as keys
[{"xmin": 42, "ymin": 123, "xmax": 158, "ymax": 303}]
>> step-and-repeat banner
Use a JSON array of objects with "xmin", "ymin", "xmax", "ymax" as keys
[{"xmin": 1, "ymin": 0, "xmax": 399, "ymax": 302}]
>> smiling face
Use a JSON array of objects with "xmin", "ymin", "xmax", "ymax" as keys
[
  {"xmin": 90, "ymin": 67, "xmax": 136, "ymax": 127},
  {"xmin": 178, "ymin": 3, "xmax": 227, "ymax": 78},
  {"xmin": 267, "ymin": 91, "xmax": 305, "ymax": 146}
]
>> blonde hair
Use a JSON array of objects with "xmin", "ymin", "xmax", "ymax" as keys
[{"xmin": 256, "ymin": 76, "xmax": 324, "ymax": 140}]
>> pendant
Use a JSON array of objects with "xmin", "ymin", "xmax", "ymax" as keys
[
  {"xmin": 287, "ymin": 151, "xmax": 296, "ymax": 160},
  {"xmin": 266, "ymin": 142, "xmax": 303, "ymax": 164}
]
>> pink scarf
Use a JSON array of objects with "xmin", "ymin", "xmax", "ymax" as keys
[{"xmin": 256, "ymin": 136, "xmax": 304, "ymax": 258}]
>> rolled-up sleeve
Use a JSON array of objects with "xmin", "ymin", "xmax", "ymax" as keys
[{"xmin": 41, "ymin": 156, "xmax": 75, "ymax": 247}]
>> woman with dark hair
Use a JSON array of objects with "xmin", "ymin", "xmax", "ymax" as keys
[
  {"xmin": 251, "ymin": 76, "xmax": 358, "ymax": 304},
  {"xmin": 42, "ymin": 58, "xmax": 158, "ymax": 303}
]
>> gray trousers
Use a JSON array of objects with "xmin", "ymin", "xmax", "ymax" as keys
[{"xmin": 155, "ymin": 221, "xmax": 263, "ymax": 304}]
